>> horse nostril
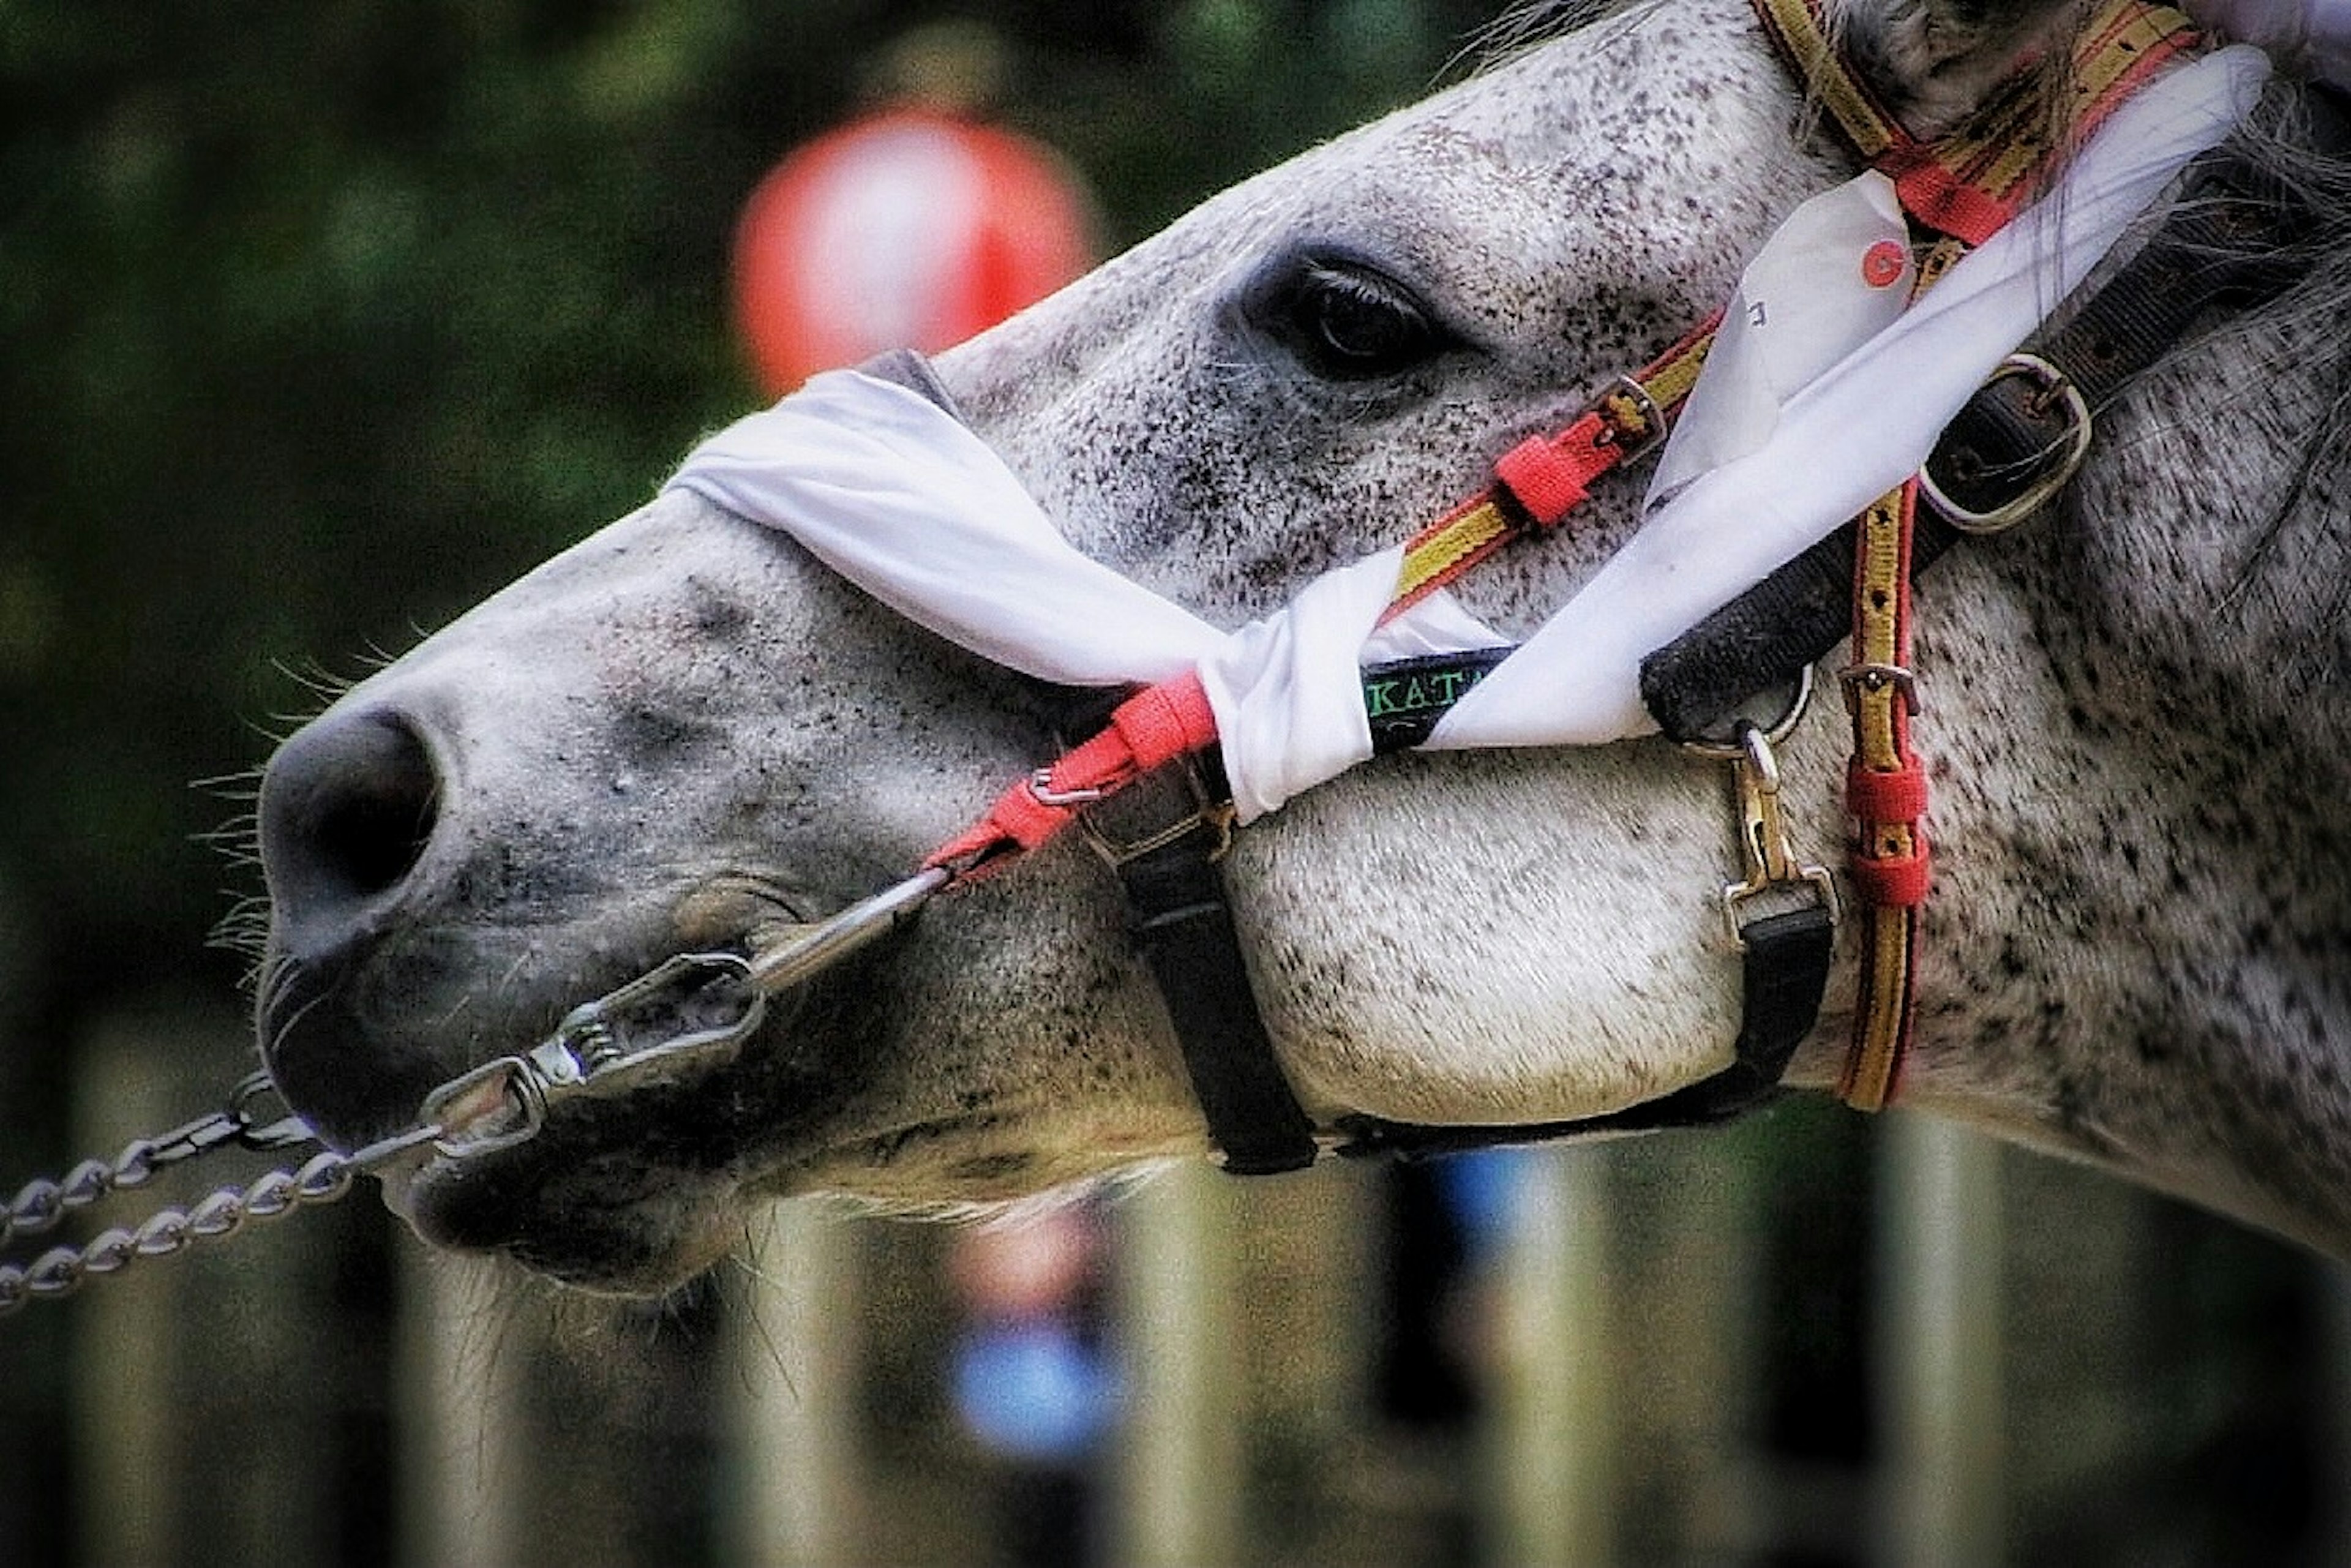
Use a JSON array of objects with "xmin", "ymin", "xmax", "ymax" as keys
[{"xmin": 261, "ymin": 710, "xmax": 443, "ymax": 952}]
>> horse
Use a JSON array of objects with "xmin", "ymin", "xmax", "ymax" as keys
[{"xmin": 250, "ymin": 0, "xmax": 2351, "ymax": 1296}]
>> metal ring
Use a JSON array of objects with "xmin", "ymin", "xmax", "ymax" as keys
[
  {"xmin": 1918, "ymin": 353, "xmax": 2093, "ymax": 535},
  {"xmin": 1676, "ymin": 663, "xmax": 1817, "ymax": 760}
]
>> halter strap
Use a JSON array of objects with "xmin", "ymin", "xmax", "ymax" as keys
[
  {"xmin": 1752, "ymin": 0, "xmax": 2203, "ymax": 1110},
  {"xmin": 923, "ymin": 318, "xmax": 1722, "ymax": 880},
  {"xmin": 1752, "ymin": 0, "xmax": 2202, "ymax": 243}
]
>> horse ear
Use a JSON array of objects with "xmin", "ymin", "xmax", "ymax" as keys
[{"xmin": 1828, "ymin": 0, "xmax": 2084, "ymax": 135}]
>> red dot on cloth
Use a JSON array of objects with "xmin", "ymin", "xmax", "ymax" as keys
[{"xmin": 1861, "ymin": 239, "xmax": 1908, "ymax": 289}]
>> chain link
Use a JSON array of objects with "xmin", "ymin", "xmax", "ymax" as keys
[
  {"xmin": 2, "ymin": 885, "xmax": 926, "ymax": 1321},
  {"xmin": 0, "ymin": 1150, "xmax": 356, "ymax": 1316},
  {"xmin": 0, "ymin": 1071, "xmax": 357, "ymax": 1319}
]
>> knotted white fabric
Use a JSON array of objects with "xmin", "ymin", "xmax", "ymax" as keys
[
  {"xmin": 668, "ymin": 40, "xmax": 2263, "ymax": 822},
  {"xmin": 668, "ymin": 374, "xmax": 1504, "ymax": 819}
]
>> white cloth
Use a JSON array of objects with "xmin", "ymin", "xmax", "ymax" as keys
[
  {"xmin": 1647, "ymin": 171, "xmax": 1916, "ymax": 508},
  {"xmin": 670, "ymin": 371, "xmax": 1224, "ymax": 688},
  {"xmin": 666, "ymin": 43, "xmax": 2263, "ymax": 822},
  {"xmin": 1430, "ymin": 43, "xmax": 2267, "ymax": 748},
  {"xmin": 667, "ymin": 373, "xmax": 1504, "ymax": 820}
]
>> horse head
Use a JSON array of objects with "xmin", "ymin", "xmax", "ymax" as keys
[{"xmin": 254, "ymin": 0, "xmax": 2351, "ymax": 1292}]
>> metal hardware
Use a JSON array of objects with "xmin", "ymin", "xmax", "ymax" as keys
[
  {"xmin": 1918, "ymin": 353, "xmax": 2093, "ymax": 535},
  {"xmin": 1719, "ymin": 722, "xmax": 1840, "ymax": 950},
  {"xmin": 1028, "ymin": 768, "xmax": 1109, "ymax": 808},
  {"xmin": 1677, "ymin": 663, "xmax": 1818, "ymax": 761},
  {"xmin": 1589, "ymin": 373, "xmax": 1670, "ymax": 462},
  {"xmin": 1838, "ymin": 661, "xmax": 1920, "ymax": 716},
  {"xmin": 743, "ymin": 866, "xmax": 950, "ymax": 993},
  {"xmin": 4, "ymin": 865, "xmax": 954, "ymax": 1314},
  {"xmin": 422, "ymin": 868, "xmax": 950, "ymax": 1161},
  {"xmin": 228, "ymin": 1071, "xmax": 318, "ymax": 1152},
  {"xmin": 0, "ymin": 1150, "xmax": 363, "ymax": 1315},
  {"xmin": 1073, "ymin": 757, "xmax": 1235, "ymax": 868}
]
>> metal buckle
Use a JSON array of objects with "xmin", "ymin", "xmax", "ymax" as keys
[
  {"xmin": 1588, "ymin": 374, "xmax": 1669, "ymax": 462},
  {"xmin": 1074, "ymin": 758, "xmax": 1234, "ymax": 868},
  {"xmin": 1837, "ymin": 661, "xmax": 1920, "ymax": 716},
  {"xmin": 1919, "ymin": 352, "xmax": 2093, "ymax": 535},
  {"xmin": 1719, "ymin": 722, "xmax": 1839, "ymax": 950}
]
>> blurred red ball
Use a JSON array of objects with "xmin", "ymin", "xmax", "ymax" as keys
[{"xmin": 732, "ymin": 108, "xmax": 1095, "ymax": 395}]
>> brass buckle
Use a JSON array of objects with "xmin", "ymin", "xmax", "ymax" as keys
[
  {"xmin": 1074, "ymin": 757, "xmax": 1235, "ymax": 868},
  {"xmin": 1717, "ymin": 722, "xmax": 1839, "ymax": 950},
  {"xmin": 1919, "ymin": 353, "xmax": 2093, "ymax": 535}
]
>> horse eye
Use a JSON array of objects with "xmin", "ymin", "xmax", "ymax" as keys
[{"xmin": 1250, "ymin": 257, "xmax": 1450, "ymax": 381}]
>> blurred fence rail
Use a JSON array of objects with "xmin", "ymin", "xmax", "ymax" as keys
[{"xmin": 5, "ymin": 1005, "xmax": 2349, "ymax": 1568}]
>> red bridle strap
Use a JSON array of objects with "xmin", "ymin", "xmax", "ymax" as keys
[
  {"xmin": 925, "ymin": 308, "xmax": 1722, "ymax": 880},
  {"xmin": 926, "ymin": 671, "xmax": 1221, "ymax": 877}
]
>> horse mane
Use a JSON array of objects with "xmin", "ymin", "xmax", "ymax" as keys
[
  {"xmin": 2211, "ymin": 87, "xmax": 2351, "ymax": 692},
  {"xmin": 1477, "ymin": 0, "xmax": 1644, "ymax": 58}
]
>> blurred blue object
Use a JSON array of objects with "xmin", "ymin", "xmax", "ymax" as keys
[
  {"xmin": 1434, "ymin": 1147, "xmax": 1538, "ymax": 1262},
  {"xmin": 953, "ymin": 1321, "xmax": 1123, "ymax": 1465}
]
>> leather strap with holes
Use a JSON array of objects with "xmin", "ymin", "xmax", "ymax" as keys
[
  {"xmin": 1751, "ymin": 0, "xmax": 2199, "ymax": 1111},
  {"xmin": 1387, "ymin": 315, "xmax": 1717, "ymax": 619},
  {"xmin": 1839, "ymin": 482, "xmax": 1929, "ymax": 1109}
]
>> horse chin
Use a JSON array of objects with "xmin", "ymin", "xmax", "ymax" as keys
[{"xmin": 382, "ymin": 1143, "xmax": 745, "ymax": 1295}]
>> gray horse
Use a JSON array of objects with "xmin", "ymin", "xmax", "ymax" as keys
[{"xmin": 253, "ymin": 0, "xmax": 2351, "ymax": 1292}]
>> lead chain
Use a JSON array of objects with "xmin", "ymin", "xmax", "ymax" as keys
[
  {"xmin": 3, "ymin": 1120, "xmax": 232, "ymax": 1255},
  {"xmin": 0, "ymin": 1150, "xmax": 356, "ymax": 1317}
]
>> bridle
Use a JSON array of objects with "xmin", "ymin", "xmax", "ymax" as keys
[
  {"xmin": 904, "ymin": 0, "xmax": 2322, "ymax": 1166},
  {"xmin": 6, "ymin": 0, "xmax": 2339, "ymax": 1311}
]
